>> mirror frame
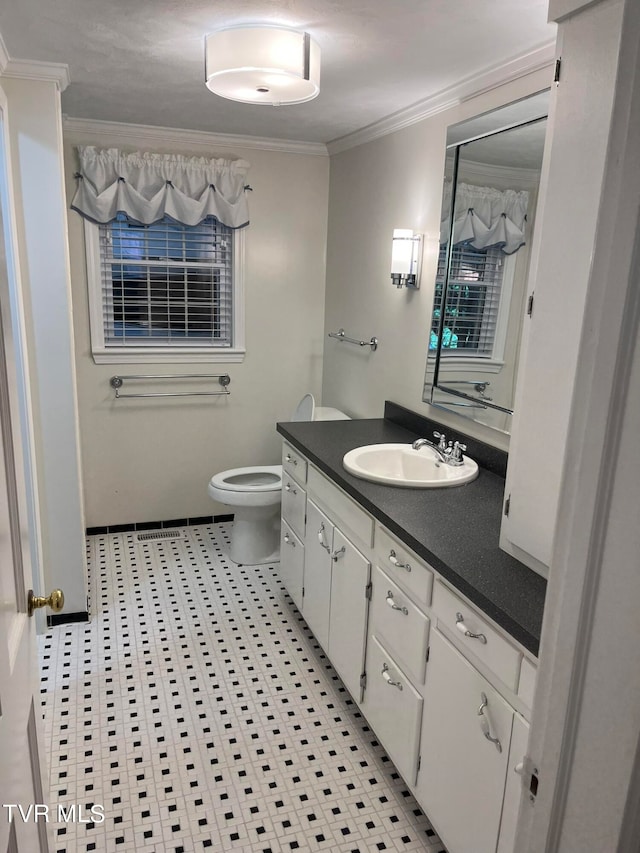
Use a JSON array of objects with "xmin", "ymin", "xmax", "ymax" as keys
[{"xmin": 424, "ymin": 90, "xmax": 550, "ymax": 434}]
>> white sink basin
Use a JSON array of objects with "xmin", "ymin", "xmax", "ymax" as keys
[{"xmin": 343, "ymin": 443, "xmax": 479, "ymax": 488}]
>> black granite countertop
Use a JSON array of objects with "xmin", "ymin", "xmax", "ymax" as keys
[{"xmin": 276, "ymin": 413, "xmax": 546, "ymax": 656}]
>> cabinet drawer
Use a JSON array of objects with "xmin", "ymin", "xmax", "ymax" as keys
[
  {"xmin": 518, "ymin": 657, "xmax": 537, "ymax": 713},
  {"xmin": 279, "ymin": 521, "xmax": 304, "ymax": 611},
  {"xmin": 308, "ymin": 466, "xmax": 374, "ymax": 547},
  {"xmin": 281, "ymin": 475, "xmax": 306, "ymax": 538},
  {"xmin": 282, "ymin": 442, "xmax": 308, "ymax": 484},
  {"xmin": 370, "ymin": 566, "xmax": 430, "ymax": 685},
  {"xmin": 363, "ymin": 636, "xmax": 423, "ymax": 785},
  {"xmin": 375, "ymin": 526, "xmax": 433, "ymax": 606},
  {"xmin": 432, "ymin": 581, "xmax": 521, "ymax": 691}
]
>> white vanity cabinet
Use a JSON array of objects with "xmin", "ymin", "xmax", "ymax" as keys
[
  {"xmin": 281, "ymin": 442, "xmax": 373, "ymax": 701},
  {"xmin": 416, "ymin": 580, "xmax": 535, "ymax": 853},
  {"xmin": 360, "ymin": 533, "xmax": 432, "ymax": 784},
  {"xmin": 277, "ymin": 440, "xmax": 537, "ymax": 853},
  {"xmin": 279, "ymin": 443, "xmax": 308, "ymax": 610},
  {"xmin": 416, "ymin": 629, "xmax": 515, "ymax": 853}
]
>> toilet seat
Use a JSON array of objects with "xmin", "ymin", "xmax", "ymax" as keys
[{"xmin": 209, "ymin": 465, "xmax": 282, "ymax": 493}]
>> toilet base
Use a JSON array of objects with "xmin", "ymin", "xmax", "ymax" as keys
[{"xmin": 229, "ymin": 505, "xmax": 281, "ymax": 565}]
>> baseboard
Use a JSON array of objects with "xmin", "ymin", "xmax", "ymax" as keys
[
  {"xmin": 47, "ymin": 611, "xmax": 89, "ymax": 627},
  {"xmin": 86, "ymin": 514, "xmax": 234, "ymax": 536}
]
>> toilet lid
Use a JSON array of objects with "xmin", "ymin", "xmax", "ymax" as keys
[
  {"xmin": 210, "ymin": 465, "xmax": 282, "ymax": 492},
  {"xmin": 291, "ymin": 393, "xmax": 315, "ymax": 421}
]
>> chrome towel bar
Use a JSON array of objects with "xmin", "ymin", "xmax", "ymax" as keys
[
  {"xmin": 328, "ymin": 328, "xmax": 378, "ymax": 351},
  {"xmin": 110, "ymin": 373, "xmax": 231, "ymax": 399}
]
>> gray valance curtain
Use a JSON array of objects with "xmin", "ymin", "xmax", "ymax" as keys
[
  {"xmin": 71, "ymin": 146, "xmax": 251, "ymax": 229},
  {"xmin": 440, "ymin": 181, "xmax": 530, "ymax": 255}
]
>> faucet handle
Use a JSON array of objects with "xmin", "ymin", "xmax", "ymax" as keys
[
  {"xmin": 433, "ymin": 431, "xmax": 447, "ymax": 450},
  {"xmin": 452, "ymin": 441, "xmax": 467, "ymax": 462}
]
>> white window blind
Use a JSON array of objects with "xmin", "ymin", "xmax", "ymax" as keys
[
  {"xmin": 432, "ymin": 244, "xmax": 505, "ymax": 356},
  {"xmin": 99, "ymin": 214, "xmax": 233, "ymax": 348}
]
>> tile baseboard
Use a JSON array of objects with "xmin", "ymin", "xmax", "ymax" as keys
[
  {"xmin": 47, "ymin": 610, "xmax": 89, "ymax": 627},
  {"xmin": 86, "ymin": 514, "xmax": 234, "ymax": 536}
]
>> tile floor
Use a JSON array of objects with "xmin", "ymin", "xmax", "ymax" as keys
[{"xmin": 39, "ymin": 522, "xmax": 446, "ymax": 853}]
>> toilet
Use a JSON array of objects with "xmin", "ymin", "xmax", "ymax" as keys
[{"xmin": 208, "ymin": 395, "xmax": 350, "ymax": 565}]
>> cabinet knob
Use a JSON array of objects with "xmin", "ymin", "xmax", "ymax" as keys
[
  {"xmin": 285, "ymin": 454, "xmax": 298, "ymax": 466},
  {"xmin": 389, "ymin": 549, "xmax": 411, "ymax": 572},
  {"xmin": 456, "ymin": 612, "xmax": 487, "ymax": 644},
  {"xmin": 283, "ymin": 532, "xmax": 295, "ymax": 547},
  {"xmin": 285, "ymin": 482, "xmax": 297, "ymax": 495}
]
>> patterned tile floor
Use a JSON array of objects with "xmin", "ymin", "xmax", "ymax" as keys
[{"xmin": 38, "ymin": 522, "xmax": 446, "ymax": 853}]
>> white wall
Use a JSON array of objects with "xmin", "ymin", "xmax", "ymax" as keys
[
  {"xmin": 1, "ymin": 77, "xmax": 87, "ymax": 613},
  {"xmin": 64, "ymin": 125, "xmax": 329, "ymax": 527},
  {"xmin": 322, "ymin": 68, "xmax": 552, "ymax": 450}
]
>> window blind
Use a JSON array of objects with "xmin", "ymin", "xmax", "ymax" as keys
[
  {"xmin": 432, "ymin": 245, "xmax": 504, "ymax": 356},
  {"xmin": 99, "ymin": 215, "xmax": 233, "ymax": 347}
]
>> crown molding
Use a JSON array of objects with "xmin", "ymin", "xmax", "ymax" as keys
[
  {"xmin": 327, "ymin": 41, "xmax": 557, "ymax": 155},
  {"xmin": 2, "ymin": 57, "xmax": 70, "ymax": 91},
  {"xmin": 62, "ymin": 116, "xmax": 329, "ymax": 156},
  {"xmin": 0, "ymin": 33, "xmax": 9, "ymax": 75}
]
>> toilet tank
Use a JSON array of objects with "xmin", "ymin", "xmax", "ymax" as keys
[{"xmin": 291, "ymin": 393, "xmax": 350, "ymax": 421}]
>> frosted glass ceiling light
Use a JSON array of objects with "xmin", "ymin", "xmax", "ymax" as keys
[
  {"xmin": 205, "ymin": 26, "xmax": 321, "ymax": 105},
  {"xmin": 391, "ymin": 229, "xmax": 422, "ymax": 288}
]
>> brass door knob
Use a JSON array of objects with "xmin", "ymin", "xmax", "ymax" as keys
[{"xmin": 27, "ymin": 589, "xmax": 64, "ymax": 617}]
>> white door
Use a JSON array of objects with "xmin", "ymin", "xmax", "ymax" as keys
[{"xmin": 0, "ymin": 86, "xmax": 55, "ymax": 853}]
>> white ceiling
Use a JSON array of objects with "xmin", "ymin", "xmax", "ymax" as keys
[{"xmin": 0, "ymin": 0, "xmax": 556, "ymax": 145}]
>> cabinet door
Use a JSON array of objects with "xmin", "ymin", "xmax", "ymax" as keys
[
  {"xmin": 303, "ymin": 500, "xmax": 333, "ymax": 650},
  {"xmin": 279, "ymin": 520, "xmax": 304, "ymax": 611},
  {"xmin": 328, "ymin": 528, "xmax": 371, "ymax": 700},
  {"xmin": 497, "ymin": 714, "xmax": 530, "ymax": 853},
  {"xmin": 361, "ymin": 636, "xmax": 423, "ymax": 785},
  {"xmin": 417, "ymin": 630, "xmax": 513, "ymax": 853}
]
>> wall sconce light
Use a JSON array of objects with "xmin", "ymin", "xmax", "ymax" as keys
[{"xmin": 390, "ymin": 229, "xmax": 422, "ymax": 289}]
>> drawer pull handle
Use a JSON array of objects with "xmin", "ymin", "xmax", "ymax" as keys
[
  {"xmin": 283, "ymin": 532, "xmax": 296, "ymax": 547},
  {"xmin": 381, "ymin": 662, "xmax": 403, "ymax": 690},
  {"xmin": 285, "ymin": 454, "xmax": 298, "ymax": 466},
  {"xmin": 332, "ymin": 546, "xmax": 346, "ymax": 562},
  {"xmin": 285, "ymin": 482, "xmax": 298, "ymax": 495},
  {"xmin": 386, "ymin": 591, "xmax": 408, "ymax": 615},
  {"xmin": 317, "ymin": 522, "xmax": 331, "ymax": 552},
  {"xmin": 456, "ymin": 611, "xmax": 487, "ymax": 644},
  {"xmin": 389, "ymin": 549, "xmax": 411, "ymax": 572},
  {"xmin": 477, "ymin": 692, "xmax": 502, "ymax": 753}
]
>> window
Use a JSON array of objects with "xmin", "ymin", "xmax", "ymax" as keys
[
  {"xmin": 85, "ymin": 214, "xmax": 245, "ymax": 363},
  {"xmin": 430, "ymin": 243, "xmax": 515, "ymax": 367}
]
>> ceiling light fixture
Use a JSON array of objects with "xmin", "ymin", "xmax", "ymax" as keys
[{"xmin": 204, "ymin": 26, "xmax": 321, "ymax": 106}]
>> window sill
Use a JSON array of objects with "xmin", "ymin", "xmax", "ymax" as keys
[{"xmin": 92, "ymin": 348, "xmax": 246, "ymax": 365}]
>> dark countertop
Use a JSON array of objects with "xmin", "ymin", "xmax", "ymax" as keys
[{"xmin": 277, "ymin": 417, "xmax": 546, "ymax": 656}]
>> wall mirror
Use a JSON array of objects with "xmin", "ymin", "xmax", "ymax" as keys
[{"xmin": 423, "ymin": 91, "xmax": 549, "ymax": 434}]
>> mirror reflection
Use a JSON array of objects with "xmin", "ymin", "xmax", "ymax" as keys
[{"xmin": 424, "ymin": 94, "xmax": 548, "ymax": 434}]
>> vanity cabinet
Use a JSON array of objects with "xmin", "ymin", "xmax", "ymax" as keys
[
  {"xmin": 278, "ymin": 440, "xmax": 537, "ymax": 853},
  {"xmin": 416, "ymin": 629, "xmax": 515, "ymax": 853},
  {"xmin": 283, "ymin": 442, "xmax": 372, "ymax": 701},
  {"xmin": 279, "ymin": 443, "xmax": 308, "ymax": 611}
]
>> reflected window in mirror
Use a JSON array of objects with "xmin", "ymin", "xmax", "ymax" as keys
[{"xmin": 424, "ymin": 91, "xmax": 549, "ymax": 435}]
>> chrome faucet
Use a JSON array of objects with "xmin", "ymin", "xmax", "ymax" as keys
[{"xmin": 412, "ymin": 432, "xmax": 467, "ymax": 466}]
